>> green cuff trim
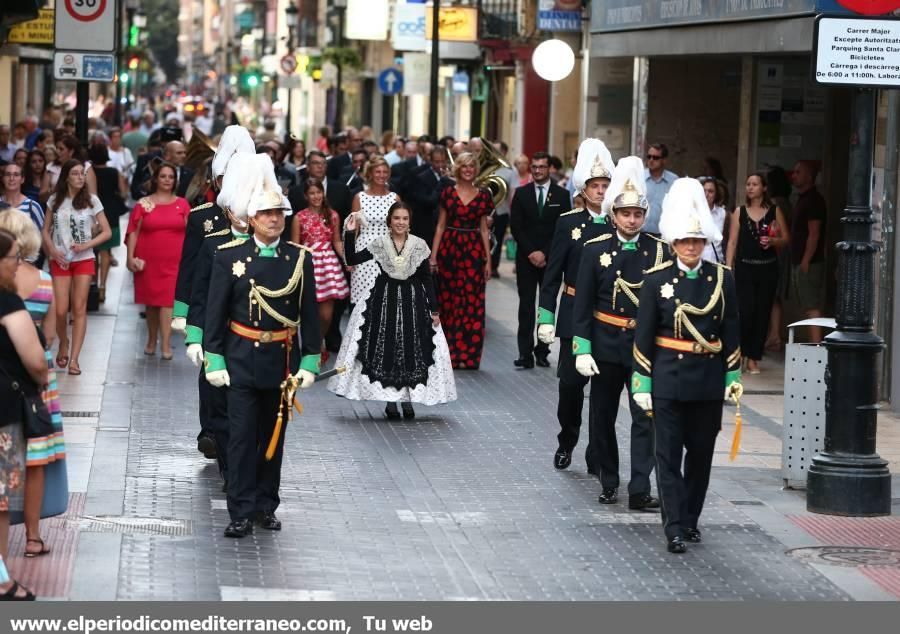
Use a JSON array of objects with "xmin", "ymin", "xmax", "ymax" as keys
[
  {"xmin": 300, "ymin": 354, "xmax": 321, "ymax": 374},
  {"xmin": 537, "ymin": 307, "xmax": 556, "ymax": 326},
  {"xmin": 725, "ymin": 369, "xmax": 742, "ymax": 387},
  {"xmin": 572, "ymin": 336, "xmax": 592, "ymax": 355},
  {"xmin": 185, "ymin": 325, "xmax": 203, "ymax": 345},
  {"xmin": 204, "ymin": 352, "xmax": 226, "ymax": 373},
  {"xmin": 631, "ymin": 372, "xmax": 652, "ymax": 394},
  {"xmin": 173, "ymin": 300, "xmax": 189, "ymax": 319}
]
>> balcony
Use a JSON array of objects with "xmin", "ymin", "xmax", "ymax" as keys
[{"xmin": 478, "ymin": 0, "xmax": 520, "ymax": 40}]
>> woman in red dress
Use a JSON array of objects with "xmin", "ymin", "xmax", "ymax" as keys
[
  {"xmin": 430, "ymin": 152, "xmax": 494, "ymax": 369},
  {"xmin": 125, "ymin": 162, "xmax": 189, "ymax": 360},
  {"xmin": 290, "ymin": 178, "xmax": 349, "ymax": 357}
]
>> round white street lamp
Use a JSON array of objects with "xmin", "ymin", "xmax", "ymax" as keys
[{"xmin": 532, "ymin": 39, "xmax": 575, "ymax": 82}]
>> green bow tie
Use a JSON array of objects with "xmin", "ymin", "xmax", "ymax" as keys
[
  {"xmin": 620, "ymin": 241, "xmax": 637, "ymax": 251},
  {"xmin": 593, "ymin": 215, "xmax": 606, "ymax": 224},
  {"xmin": 234, "ymin": 231, "xmax": 250, "ymax": 240},
  {"xmin": 258, "ymin": 246, "xmax": 277, "ymax": 258},
  {"xmin": 685, "ymin": 269, "xmax": 699, "ymax": 279}
]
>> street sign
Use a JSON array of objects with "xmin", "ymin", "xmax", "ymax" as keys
[
  {"xmin": 280, "ymin": 54, "xmax": 297, "ymax": 75},
  {"xmin": 537, "ymin": 1, "xmax": 582, "ymax": 32},
  {"xmin": 377, "ymin": 68, "xmax": 403, "ymax": 96},
  {"xmin": 53, "ymin": 51, "xmax": 117, "ymax": 82},
  {"xmin": 452, "ymin": 71, "xmax": 469, "ymax": 94},
  {"xmin": 392, "ymin": 3, "xmax": 427, "ymax": 52},
  {"xmin": 813, "ymin": 14, "xmax": 900, "ymax": 87},
  {"xmin": 54, "ymin": 0, "xmax": 116, "ymax": 52},
  {"xmin": 402, "ymin": 53, "xmax": 430, "ymax": 96},
  {"xmin": 8, "ymin": 8, "xmax": 55, "ymax": 45}
]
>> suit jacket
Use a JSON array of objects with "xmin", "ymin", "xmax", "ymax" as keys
[
  {"xmin": 338, "ymin": 165, "xmax": 365, "ymax": 196},
  {"xmin": 509, "ymin": 181, "xmax": 569, "ymax": 258},
  {"xmin": 390, "ymin": 156, "xmax": 424, "ymax": 198},
  {"xmin": 406, "ymin": 168, "xmax": 453, "ymax": 245},
  {"xmin": 326, "ymin": 152, "xmax": 351, "ymax": 181},
  {"xmin": 129, "ymin": 152, "xmax": 193, "ymax": 199}
]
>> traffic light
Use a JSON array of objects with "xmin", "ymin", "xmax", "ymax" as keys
[
  {"xmin": 245, "ymin": 73, "xmax": 259, "ymax": 88},
  {"xmin": 120, "ymin": 72, "xmax": 130, "ymax": 84},
  {"xmin": 129, "ymin": 25, "xmax": 140, "ymax": 48},
  {"xmin": 128, "ymin": 55, "xmax": 140, "ymax": 70}
]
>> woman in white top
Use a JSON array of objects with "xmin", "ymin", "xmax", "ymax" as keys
[
  {"xmin": 701, "ymin": 177, "xmax": 728, "ymax": 264},
  {"xmin": 41, "ymin": 159, "xmax": 112, "ymax": 376},
  {"xmin": 345, "ymin": 156, "xmax": 398, "ymax": 304}
]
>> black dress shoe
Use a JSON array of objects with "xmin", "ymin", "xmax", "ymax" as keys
[
  {"xmin": 384, "ymin": 402, "xmax": 401, "ymax": 420},
  {"xmin": 598, "ymin": 487, "xmax": 619, "ymax": 504},
  {"xmin": 667, "ymin": 536, "xmax": 687, "ymax": 554},
  {"xmin": 684, "ymin": 528, "xmax": 702, "ymax": 543},
  {"xmin": 255, "ymin": 511, "xmax": 282, "ymax": 531},
  {"xmin": 553, "ymin": 448, "xmax": 572, "ymax": 470},
  {"xmin": 197, "ymin": 433, "xmax": 217, "ymax": 459},
  {"xmin": 534, "ymin": 354, "xmax": 550, "ymax": 368},
  {"xmin": 401, "ymin": 402, "xmax": 415, "ymax": 419},
  {"xmin": 513, "ymin": 356, "xmax": 534, "ymax": 369},
  {"xmin": 628, "ymin": 493, "xmax": 660, "ymax": 512},
  {"xmin": 224, "ymin": 519, "xmax": 253, "ymax": 538}
]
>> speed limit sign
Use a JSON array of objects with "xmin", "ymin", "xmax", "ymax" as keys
[{"xmin": 55, "ymin": 0, "xmax": 116, "ymax": 52}]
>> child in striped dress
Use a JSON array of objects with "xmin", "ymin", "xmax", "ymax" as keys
[{"xmin": 289, "ymin": 178, "xmax": 350, "ymax": 361}]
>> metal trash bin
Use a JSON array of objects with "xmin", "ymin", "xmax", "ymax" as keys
[{"xmin": 782, "ymin": 318, "xmax": 836, "ymax": 489}]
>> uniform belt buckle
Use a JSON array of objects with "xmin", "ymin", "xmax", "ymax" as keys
[
  {"xmin": 626, "ymin": 318, "xmax": 636, "ymax": 329},
  {"xmin": 692, "ymin": 342, "xmax": 703, "ymax": 354},
  {"xmin": 259, "ymin": 330, "xmax": 274, "ymax": 343}
]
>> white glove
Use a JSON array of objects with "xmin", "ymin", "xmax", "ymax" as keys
[
  {"xmin": 295, "ymin": 369, "xmax": 316, "ymax": 389},
  {"xmin": 633, "ymin": 392, "xmax": 653, "ymax": 412},
  {"xmin": 186, "ymin": 344, "xmax": 204, "ymax": 367},
  {"xmin": 206, "ymin": 369, "xmax": 230, "ymax": 388},
  {"xmin": 725, "ymin": 382, "xmax": 744, "ymax": 404},
  {"xmin": 574, "ymin": 354, "xmax": 599, "ymax": 377},
  {"xmin": 537, "ymin": 324, "xmax": 556, "ymax": 344},
  {"xmin": 171, "ymin": 317, "xmax": 187, "ymax": 333}
]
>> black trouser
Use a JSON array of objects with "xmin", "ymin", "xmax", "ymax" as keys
[
  {"xmin": 226, "ymin": 386, "xmax": 285, "ymax": 521},
  {"xmin": 201, "ymin": 378, "xmax": 230, "ymax": 478},
  {"xmin": 735, "ymin": 260, "xmax": 778, "ymax": 361},
  {"xmin": 652, "ymin": 398, "xmax": 722, "ymax": 540},
  {"xmin": 588, "ymin": 361, "xmax": 654, "ymax": 494},
  {"xmin": 196, "ymin": 370, "xmax": 211, "ymax": 440},
  {"xmin": 556, "ymin": 338, "xmax": 593, "ymax": 464},
  {"xmin": 491, "ymin": 213, "xmax": 509, "ymax": 272},
  {"xmin": 515, "ymin": 255, "xmax": 550, "ymax": 359}
]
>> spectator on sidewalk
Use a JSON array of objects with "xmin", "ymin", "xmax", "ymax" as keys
[
  {"xmin": 12, "ymin": 149, "xmax": 27, "ymax": 171},
  {"xmin": 0, "ymin": 227, "xmax": 47, "ymax": 601},
  {"xmin": 89, "ymin": 144, "xmax": 128, "ymax": 302},
  {"xmin": 23, "ymin": 150, "xmax": 50, "ymax": 205},
  {"xmin": 0, "ymin": 210, "xmax": 67, "ymax": 560},
  {"xmin": 1, "ymin": 163, "xmax": 44, "ymax": 236},
  {"xmin": 699, "ymin": 177, "xmax": 728, "ymax": 263},
  {"xmin": 643, "ymin": 143, "xmax": 678, "ymax": 235},
  {"xmin": 107, "ymin": 127, "xmax": 135, "ymax": 182},
  {"xmin": 514, "ymin": 154, "xmax": 531, "ymax": 187},
  {"xmin": 42, "ymin": 159, "xmax": 112, "ymax": 376},
  {"xmin": 765, "ymin": 165, "xmax": 794, "ymax": 352},
  {"xmin": 121, "ymin": 115, "xmax": 148, "ymax": 157},
  {"xmin": 0, "ymin": 125, "xmax": 17, "ymax": 162},
  {"xmin": 790, "ymin": 160, "xmax": 827, "ymax": 342}
]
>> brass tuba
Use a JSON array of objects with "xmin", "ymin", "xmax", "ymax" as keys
[
  {"xmin": 474, "ymin": 140, "xmax": 511, "ymax": 208},
  {"xmin": 183, "ymin": 128, "xmax": 218, "ymax": 205}
]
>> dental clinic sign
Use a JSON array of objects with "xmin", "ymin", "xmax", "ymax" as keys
[
  {"xmin": 392, "ymin": 2, "xmax": 427, "ymax": 51},
  {"xmin": 813, "ymin": 14, "xmax": 900, "ymax": 86}
]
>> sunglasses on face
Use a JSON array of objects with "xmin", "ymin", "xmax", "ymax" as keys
[{"xmin": 646, "ymin": 154, "xmax": 663, "ymax": 160}]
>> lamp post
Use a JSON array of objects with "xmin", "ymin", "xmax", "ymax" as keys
[
  {"xmin": 333, "ymin": 0, "xmax": 347, "ymax": 131},
  {"xmin": 284, "ymin": 2, "xmax": 298, "ymax": 137},
  {"xmin": 428, "ymin": 0, "xmax": 440, "ymax": 138}
]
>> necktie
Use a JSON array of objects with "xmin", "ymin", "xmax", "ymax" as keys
[
  {"xmin": 685, "ymin": 269, "xmax": 699, "ymax": 280},
  {"xmin": 621, "ymin": 241, "xmax": 637, "ymax": 251},
  {"xmin": 259, "ymin": 246, "xmax": 277, "ymax": 257},
  {"xmin": 537, "ymin": 185, "xmax": 544, "ymax": 216},
  {"xmin": 593, "ymin": 214, "xmax": 606, "ymax": 224}
]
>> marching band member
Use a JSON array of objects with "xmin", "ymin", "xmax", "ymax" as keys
[
  {"xmin": 571, "ymin": 156, "xmax": 664, "ymax": 509},
  {"xmin": 203, "ymin": 166, "xmax": 321, "ymax": 538},
  {"xmin": 630, "ymin": 178, "xmax": 742, "ymax": 554},
  {"xmin": 173, "ymin": 124, "xmax": 256, "ymax": 460},
  {"xmin": 536, "ymin": 139, "xmax": 614, "ymax": 473}
]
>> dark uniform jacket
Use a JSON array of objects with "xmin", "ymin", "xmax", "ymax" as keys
[
  {"xmin": 173, "ymin": 202, "xmax": 231, "ymax": 319},
  {"xmin": 632, "ymin": 260, "xmax": 740, "ymax": 401},
  {"xmin": 572, "ymin": 232, "xmax": 668, "ymax": 367},
  {"xmin": 509, "ymin": 181, "xmax": 570, "ymax": 258},
  {"xmin": 184, "ymin": 229, "xmax": 248, "ymax": 346},
  {"xmin": 204, "ymin": 239, "xmax": 320, "ymax": 389},
  {"xmin": 537, "ymin": 209, "xmax": 614, "ymax": 338}
]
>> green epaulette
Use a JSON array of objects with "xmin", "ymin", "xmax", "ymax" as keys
[
  {"xmin": 217, "ymin": 238, "xmax": 246, "ymax": 250},
  {"xmin": 286, "ymin": 241, "xmax": 313, "ymax": 253},
  {"xmin": 583, "ymin": 234, "xmax": 613, "ymax": 246},
  {"xmin": 560, "ymin": 207, "xmax": 585, "ymax": 217},
  {"xmin": 190, "ymin": 202, "xmax": 214, "ymax": 213},
  {"xmin": 643, "ymin": 260, "xmax": 673, "ymax": 274}
]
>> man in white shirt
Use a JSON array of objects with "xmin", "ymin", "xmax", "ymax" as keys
[
  {"xmin": 643, "ymin": 143, "xmax": 678, "ymax": 234},
  {"xmin": 0, "ymin": 125, "xmax": 17, "ymax": 162}
]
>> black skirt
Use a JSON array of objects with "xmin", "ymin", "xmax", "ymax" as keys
[{"xmin": 357, "ymin": 275, "xmax": 436, "ymax": 390}]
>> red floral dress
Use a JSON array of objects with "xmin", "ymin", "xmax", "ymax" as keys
[
  {"xmin": 436, "ymin": 186, "xmax": 494, "ymax": 369},
  {"xmin": 294, "ymin": 208, "xmax": 349, "ymax": 302}
]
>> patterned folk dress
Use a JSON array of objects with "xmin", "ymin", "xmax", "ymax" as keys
[
  {"xmin": 294, "ymin": 208, "xmax": 350, "ymax": 302},
  {"xmin": 435, "ymin": 186, "xmax": 494, "ymax": 369}
]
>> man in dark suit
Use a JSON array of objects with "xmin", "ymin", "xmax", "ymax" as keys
[
  {"xmin": 326, "ymin": 129, "xmax": 358, "ymax": 180},
  {"xmin": 339, "ymin": 149, "xmax": 368, "ymax": 197},
  {"xmin": 390, "ymin": 136, "xmax": 431, "ymax": 198},
  {"xmin": 509, "ymin": 151, "xmax": 570, "ymax": 369},
  {"xmin": 130, "ymin": 127, "xmax": 184, "ymax": 199},
  {"xmin": 406, "ymin": 146, "xmax": 453, "ymax": 246}
]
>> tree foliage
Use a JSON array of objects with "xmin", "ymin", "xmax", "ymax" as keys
[{"xmin": 143, "ymin": 0, "xmax": 179, "ymax": 83}]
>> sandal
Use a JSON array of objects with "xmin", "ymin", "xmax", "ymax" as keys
[
  {"xmin": 68, "ymin": 363, "xmax": 82, "ymax": 376},
  {"xmin": 0, "ymin": 581, "xmax": 36, "ymax": 601},
  {"xmin": 161, "ymin": 352, "xmax": 173, "ymax": 361},
  {"xmin": 24, "ymin": 538, "xmax": 50, "ymax": 558},
  {"xmin": 56, "ymin": 352, "xmax": 69, "ymax": 368},
  {"xmin": 144, "ymin": 347, "xmax": 156, "ymax": 356}
]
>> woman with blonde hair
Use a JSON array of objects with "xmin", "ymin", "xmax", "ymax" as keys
[
  {"xmin": 345, "ymin": 155, "xmax": 398, "ymax": 305},
  {"xmin": 430, "ymin": 151, "xmax": 494, "ymax": 369},
  {"xmin": 0, "ymin": 211, "xmax": 67, "ymax": 558}
]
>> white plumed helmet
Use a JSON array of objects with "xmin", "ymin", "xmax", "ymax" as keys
[{"xmin": 659, "ymin": 178, "xmax": 722, "ymax": 244}]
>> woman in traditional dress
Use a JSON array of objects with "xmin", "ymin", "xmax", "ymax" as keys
[
  {"xmin": 329, "ymin": 201, "xmax": 456, "ymax": 420},
  {"xmin": 430, "ymin": 152, "xmax": 493, "ymax": 369}
]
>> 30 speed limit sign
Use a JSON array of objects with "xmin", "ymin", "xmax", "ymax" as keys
[{"xmin": 55, "ymin": 0, "xmax": 117, "ymax": 51}]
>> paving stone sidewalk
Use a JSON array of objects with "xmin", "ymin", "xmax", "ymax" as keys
[{"xmin": 11, "ymin": 253, "xmax": 900, "ymax": 601}]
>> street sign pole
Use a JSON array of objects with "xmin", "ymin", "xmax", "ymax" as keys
[
  {"xmin": 76, "ymin": 81, "xmax": 89, "ymax": 145},
  {"xmin": 428, "ymin": 0, "xmax": 440, "ymax": 138},
  {"xmin": 807, "ymin": 14, "xmax": 892, "ymax": 515}
]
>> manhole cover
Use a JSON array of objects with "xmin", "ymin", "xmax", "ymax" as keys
[
  {"xmin": 68, "ymin": 515, "xmax": 192, "ymax": 536},
  {"xmin": 787, "ymin": 546, "xmax": 900, "ymax": 567}
]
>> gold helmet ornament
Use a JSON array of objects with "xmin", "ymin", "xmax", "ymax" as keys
[
  {"xmin": 603, "ymin": 155, "xmax": 649, "ymax": 216},
  {"xmin": 573, "ymin": 138, "xmax": 614, "ymax": 192}
]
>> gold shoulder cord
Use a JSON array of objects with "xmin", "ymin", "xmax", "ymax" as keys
[
  {"xmin": 206, "ymin": 228, "xmax": 231, "ymax": 238},
  {"xmin": 190, "ymin": 202, "xmax": 213, "ymax": 213},
  {"xmin": 218, "ymin": 238, "xmax": 244, "ymax": 250},
  {"xmin": 248, "ymin": 251, "xmax": 306, "ymax": 327},
  {"xmin": 653, "ymin": 241, "xmax": 664, "ymax": 267},
  {"xmin": 673, "ymin": 266, "xmax": 724, "ymax": 353},
  {"xmin": 613, "ymin": 278, "xmax": 642, "ymax": 310}
]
